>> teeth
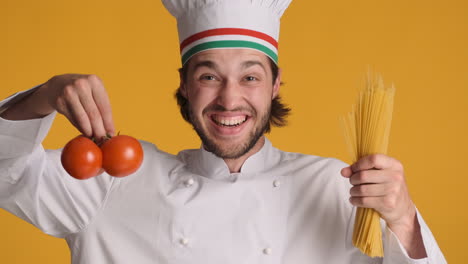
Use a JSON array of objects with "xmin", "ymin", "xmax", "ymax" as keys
[{"xmin": 213, "ymin": 116, "xmax": 247, "ymax": 126}]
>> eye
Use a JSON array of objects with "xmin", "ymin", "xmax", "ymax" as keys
[
  {"xmin": 245, "ymin": 76, "xmax": 257, "ymax": 81},
  {"xmin": 200, "ymin": 75, "xmax": 216, "ymax": 81}
]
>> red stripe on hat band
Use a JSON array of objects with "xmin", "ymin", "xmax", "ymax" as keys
[{"xmin": 180, "ymin": 28, "xmax": 278, "ymax": 52}]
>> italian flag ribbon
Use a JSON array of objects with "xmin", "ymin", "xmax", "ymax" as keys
[{"xmin": 180, "ymin": 28, "xmax": 279, "ymax": 65}]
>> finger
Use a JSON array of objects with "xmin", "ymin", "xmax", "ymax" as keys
[
  {"xmin": 76, "ymin": 79, "xmax": 107, "ymax": 139},
  {"xmin": 341, "ymin": 166, "xmax": 353, "ymax": 178},
  {"xmin": 56, "ymin": 103, "xmax": 77, "ymax": 128},
  {"xmin": 88, "ymin": 75, "xmax": 115, "ymax": 136},
  {"xmin": 65, "ymin": 95, "xmax": 93, "ymax": 137},
  {"xmin": 350, "ymin": 182, "xmax": 391, "ymax": 197},
  {"xmin": 349, "ymin": 169, "xmax": 389, "ymax": 185},
  {"xmin": 349, "ymin": 196, "xmax": 383, "ymax": 209},
  {"xmin": 350, "ymin": 195, "xmax": 402, "ymax": 216},
  {"xmin": 350, "ymin": 154, "xmax": 396, "ymax": 173}
]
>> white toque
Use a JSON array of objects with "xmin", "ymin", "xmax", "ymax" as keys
[{"xmin": 162, "ymin": 0, "xmax": 293, "ymax": 65}]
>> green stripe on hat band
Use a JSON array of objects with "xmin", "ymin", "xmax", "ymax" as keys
[{"xmin": 181, "ymin": 40, "xmax": 278, "ymax": 65}]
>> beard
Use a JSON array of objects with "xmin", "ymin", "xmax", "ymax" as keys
[{"xmin": 188, "ymin": 103, "xmax": 271, "ymax": 159}]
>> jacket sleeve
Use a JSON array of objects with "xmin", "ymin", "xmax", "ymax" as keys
[
  {"xmin": 382, "ymin": 208, "xmax": 447, "ymax": 264},
  {"xmin": 0, "ymin": 87, "xmax": 114, "ymax": 238}
]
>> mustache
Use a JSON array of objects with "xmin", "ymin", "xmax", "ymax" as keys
[{"xmin": 202, "ymin": 104, "xmax": 255, "ymax": 116}]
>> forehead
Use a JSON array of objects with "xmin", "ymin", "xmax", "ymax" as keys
[{"xmin": 188, "ymin": 48, "xmax": 271, "ymax": 69}]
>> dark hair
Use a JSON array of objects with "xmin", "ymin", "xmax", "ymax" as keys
[{"xmin": 175, "ymin": 57, "xmax": 291, "ymax": 133}]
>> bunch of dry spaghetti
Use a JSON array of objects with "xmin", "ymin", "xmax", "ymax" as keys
[{"xmin": 341, "ymin": 72, "xmax": 395, "ymax": 257}]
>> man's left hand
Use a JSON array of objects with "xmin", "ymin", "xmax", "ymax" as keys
[
  {"xmin": 340, "ymin": 153, "xmax": 415, "ymax": 228},
  {"xmin": 340, "ymin": 154, "xmax": 427, "ymax": 258}
]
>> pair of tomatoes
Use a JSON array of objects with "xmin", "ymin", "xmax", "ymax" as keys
[{"xmin": 61, "ymin": 135, "xmax": 144, "ymax": 180}]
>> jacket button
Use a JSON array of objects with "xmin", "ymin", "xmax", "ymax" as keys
[
  {"xmin": 263, "ymin": 247, "xmax": 272, "ymax": 255},
  {"xmin": 184, "ymin": 178, "xmax": 194, "ymax": 187},
  {"xmin": 273, "ymin": 180, "xmax": 281, "ymax": 188},
  {"xmin": 179, "ymin": 238, "xmax": 189, "ymax": 246}
]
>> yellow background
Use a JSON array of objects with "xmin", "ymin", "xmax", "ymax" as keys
[{"xmin": 1, "ymin": 0, "xmax": 466, "ymax": 262}]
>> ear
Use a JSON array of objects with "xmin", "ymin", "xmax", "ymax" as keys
[
  {"xmin": 179, "ymin": 69, "xmax": 188, "ymax": 98},
  {"xmin": 272, "ymin": 68, "xmax": 282, "ymax": 99}
]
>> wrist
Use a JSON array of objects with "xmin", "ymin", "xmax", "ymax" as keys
[
  {"xmin": 387, "ymin": 205, "xmax": 417, "ymax": 233},
  {"xmin": 1, "ymin": 83, "xmax": 54, "ymax": 120},
  {"xmin": 388, "ymin": 206, "xmax": 427, "ymax": 259},
  {"xmin": 30, "ymin": 83, "xmax": 55, "ymax": 116}
]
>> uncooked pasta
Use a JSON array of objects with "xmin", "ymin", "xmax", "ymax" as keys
[{"xmin": 341, "ymin": 72, "xmax": 395, "ymax": 257}]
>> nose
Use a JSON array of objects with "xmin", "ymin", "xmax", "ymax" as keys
[{"xmin": 216, "ymin": 79, "xmax": 242, "ymax": 110}]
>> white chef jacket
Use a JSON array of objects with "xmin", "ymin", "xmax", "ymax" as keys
[{"xmin": 0, "ymin": 88, "xmax": 446, "ymax": 264}]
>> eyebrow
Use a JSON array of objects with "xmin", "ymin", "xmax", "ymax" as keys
[
  {"xmin": 241, "ymin": 60, "xmax": 266, "ymax": 73},
  {"xmin": 192, "ymin": 60, "xmax": 218, "ymax": 72},
  {"xmin": 191, "ymin": 59, "xmax": 266, "ymax": 73}
]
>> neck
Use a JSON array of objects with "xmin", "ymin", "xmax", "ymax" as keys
[{"xmin": 223, "ymin": 136, "xmax": 265, "ymax": 173}]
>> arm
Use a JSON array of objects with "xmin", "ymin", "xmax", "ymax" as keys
[
  {"xmin": 0, "ymin": 83, "xmax": 54, "ymax": 120},
  {"xmin": 0, "ymin": 74, "xmax": 116, "ymax": 237},
  {"xmin": 382, "ymin": 208, "xmax": 447, "ymax": 263}
]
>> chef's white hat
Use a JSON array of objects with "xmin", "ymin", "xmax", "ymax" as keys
[{"xmin": 162, "ymin": 0, "xmax": 292, "ymax": 65}]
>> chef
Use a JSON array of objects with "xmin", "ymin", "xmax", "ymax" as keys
[{"xmin": 0, "ymin": 0, "xmax": 446, "ymax": 263}]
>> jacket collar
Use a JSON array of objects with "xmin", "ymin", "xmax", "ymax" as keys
[{"xmin": 184, "ymin": 137, "xmax": 280, "ymax": 181}]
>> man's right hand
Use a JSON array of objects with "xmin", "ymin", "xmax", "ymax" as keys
[{"xmin": 1, "ymin": 74, "xmax": 115, "ymax": 140}]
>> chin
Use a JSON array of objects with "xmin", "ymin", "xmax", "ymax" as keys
[
  {"xmin": 190, "ymin": 111, "xmax": 269, "ymax": 159},
  {"xmin": 204, "ymin": 132, "xmax": 262, "ymax": 159}
]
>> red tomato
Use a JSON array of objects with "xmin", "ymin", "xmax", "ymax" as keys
[
  {"xmin": 100, "ymin": 135, "xmax": 143, "ymax": 177},
  {"xmin": 61, "ymin": 135, "xmax": 102, "ymax": 180}
]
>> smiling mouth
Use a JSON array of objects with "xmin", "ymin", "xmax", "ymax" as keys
[{"xmin": 211, "ymin": 115, "xmax": 249, "ymax": 127}]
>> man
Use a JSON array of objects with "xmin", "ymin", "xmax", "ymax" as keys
[{"xmin": 0, "ymin": 0, "xmax": 446, "ymax": 263}]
